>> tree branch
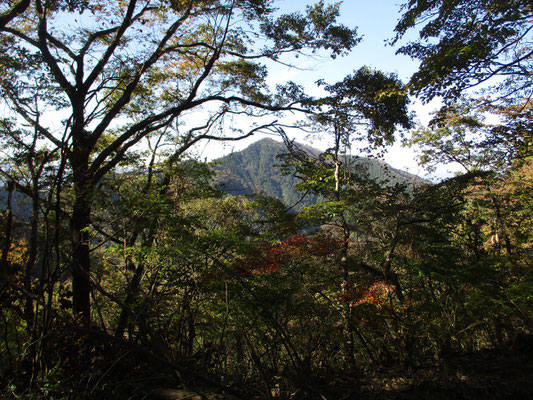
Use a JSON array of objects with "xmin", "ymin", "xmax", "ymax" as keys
[{"xmin": 0, "ymin": 0, "xmax": 30, "ymax": 29}]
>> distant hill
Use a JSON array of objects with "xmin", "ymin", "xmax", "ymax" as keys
[
  {"xmin": 211, "ymin": 138, "xmax": 320, "ymax": 209},
  {"xmin": 212, "ymin": 138, "xmax": 426, "ymax": 209},
  {"xmin": 0, "ymin": 190, "xmax": 33, "ymax": 221}
]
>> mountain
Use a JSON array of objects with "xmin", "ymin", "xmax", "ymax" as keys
[
  {"xmin": 212, "ymin": 138, "xmax": 320, "ymax": 209},
  {"xmin": 212, "ymin": 138, "xmax": 426, "ymax": 209}
]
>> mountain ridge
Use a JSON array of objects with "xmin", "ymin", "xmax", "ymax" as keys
[{"xmin": 212, "ymin": 138, "xmax": 427, "ymax": 210}]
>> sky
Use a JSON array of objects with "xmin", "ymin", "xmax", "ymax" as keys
[{"xmin": 194, "ymin": 0, "xmax": 452, "ymax": 181}]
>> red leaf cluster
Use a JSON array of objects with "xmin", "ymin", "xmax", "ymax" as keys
[{"xmin": 232, "ymin": 234, "xmax": 341, "ymax": 275}]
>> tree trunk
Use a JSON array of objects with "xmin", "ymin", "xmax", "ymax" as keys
[
  {"xmin": 115, "ymin": 257, "xmax": 144, "ymax": 338},
  {"xmin": 340, "ymin": 227, "xmax": 357, "ymax": 372},
  {"xmin": 70, "ymin": 165, "xmax": 93, "ymax": 325},
  {"xmin": 335, "ymin": 159, "xmax": 341, "ymax": 194},
  {"xmin": 25, "ymin": 181, "xmax": 41, "ymax": 330},
  {"xmin": 115, "ymin": 169, "xmax": 169, "ymax": 337},
  {"xmin": 0, "ymin": 180, "xmax": 14, "ymax": 275}
]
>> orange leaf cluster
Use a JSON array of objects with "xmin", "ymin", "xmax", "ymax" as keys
[
  {"xmin": 340, "ymin": 281, "xmax": 392, "ymax": 308},
  {"xmin": 352, "ymin": 281, "xmax": 392, "ymax": 308}
]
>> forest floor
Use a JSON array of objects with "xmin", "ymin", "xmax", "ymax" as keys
[{"xmin": 357, "ymin": 341, "xmax": 533, "ymax": 399}]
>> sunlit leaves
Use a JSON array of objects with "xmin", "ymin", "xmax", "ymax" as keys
[
  {"xmin": 407, "ymin": 100, "xmax": 496, "ymax": 173},
  {"xmin": 232, "ymin": 233, "xmax": 340, "ymax": 276},
  {"xmin": 216, "ymin": 59, "xmax": 270, "ymax": 102},
  {"xmin": 0, "ymin": 239, "xmax": 28, "ymax": 268},
  {"xmin": 350, "ymin": 281, "xmax": 392, "ymax": 309}
]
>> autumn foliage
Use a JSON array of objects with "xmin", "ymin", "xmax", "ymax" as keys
[{"xmin": 232, "ymin": 234, "xmax": 341, "ymax": 275}]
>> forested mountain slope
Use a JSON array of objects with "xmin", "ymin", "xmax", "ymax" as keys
[{"xmin": 212, "ymin": 138, "xmax": 426, "ymax": 208}]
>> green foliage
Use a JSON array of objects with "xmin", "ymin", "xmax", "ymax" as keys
[
  {"xmin": 260, "ymin": 0, "xmax": 359, "ymax": 58},
  {"xmin": 407, "ymin": 98, "xmax": 532, "ymax": 174},
  {"xmin": 407, "ymin": 100, "xmax": 496, "ymax": 172}
]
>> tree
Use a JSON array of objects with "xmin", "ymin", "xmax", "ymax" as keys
[
  {"xmin": 0, "ymin": 0, "xmax": 30, "ymax": 29},
  {"xmin": 395, "ymin": 2, "xmax": 532, "ymax": 333},
  {"xmin": 277, "ymin": 66, "xmax": 412, "ymax": 369},
  {"xmin": 0, "ymin": 0, "xmax": 359, "ymax": 324},
  {"xmin": 394, "ymin": 0, "xmax": 532, "ymax": 178},
  {"xmin": 395, "ymin": 0, "xmax": 533, "ymax": 349},
  {"xmin": 395, "ymin": 0, "xmax": 532, "ymax": 182}
]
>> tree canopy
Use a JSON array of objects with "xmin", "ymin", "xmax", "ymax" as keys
[{"xmin": 393, "ymin": 0, "xmax": 533, "ymax": 104}]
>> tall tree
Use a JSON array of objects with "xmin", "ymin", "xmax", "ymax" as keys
[
  {"xmin": 0, "ymin": 0, "xmax": 358, "ymax": 324},
  {"xmin": 278, "ymin": 66, "xmax": 412, "ymax": 370},
  {"xmin": 396, "ymin": 1, "xmax": 533, "ymax": 350}
]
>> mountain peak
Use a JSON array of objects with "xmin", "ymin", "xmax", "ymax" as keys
[{"xmin": 212, "ymin": 138, "xmax": 426, "ymax": 209}]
